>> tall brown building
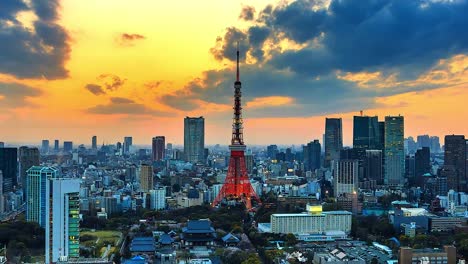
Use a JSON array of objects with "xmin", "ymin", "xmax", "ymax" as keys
[
  {"xmin": 18, "ymin": 146, "xmax": 40, "ymax": 198},
  {"xmin": 152, "ymin": 136, "xmax": 165, "ymax": 161},
  {"xmin": 139, "ymin": 164, "xmax": 153, "ymax": 192},
  {"xmin": 444, "ymin": 135, "xmax": 466, "ymax": 192}
]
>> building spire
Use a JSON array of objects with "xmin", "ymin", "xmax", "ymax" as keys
[{"xmin": 236, "ymin": 42, "xmax": 240, "ymax": 82}]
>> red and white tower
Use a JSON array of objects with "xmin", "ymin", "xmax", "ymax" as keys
[{"xmin": 212, "ymin": 46, "xmax": 261, "ymax": 210}]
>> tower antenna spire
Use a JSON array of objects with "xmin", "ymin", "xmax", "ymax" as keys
[{"xmin": 236, "ymin": 42, "xmax": 240, "ymax": 82}]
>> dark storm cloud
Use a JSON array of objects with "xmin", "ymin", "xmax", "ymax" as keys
[
  {"xmin": 87, "ymin": 97, "xmax": 172, "ymax": 116},
  {"xmin": 239, "ymin": 6, "xmax": 255, "ymax": 21},
  {"xmin": 0, "ymin": 82, "xmax": 42, "ymax": 108},
  {"xmin": 180, "ymin": 0, "xmax": 468, "ymax": 118},
  {"xmin": 0, "ymin": 0, "xmax": 70, "ymax": 79},
  {"xmin": 85, "ymin": 84, "xmax": 106, "ymax": 95},
  {"xmin": 213, "ymin": 0, "xmax": 468, "ymax": 77}
]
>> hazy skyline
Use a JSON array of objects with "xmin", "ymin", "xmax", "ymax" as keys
[{"xmin": 1, "ymin": 0, "xmax": 467, "ymax": 145}]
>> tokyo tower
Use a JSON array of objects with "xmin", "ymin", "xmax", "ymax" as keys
[{"xmin": 212, "ymin": 45, "xmax": 261, "ymax": 210}]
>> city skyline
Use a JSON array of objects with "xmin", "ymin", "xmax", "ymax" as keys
[{"xmin": 0, "ymin": 0, "xmax": 467, "ymax": 145}]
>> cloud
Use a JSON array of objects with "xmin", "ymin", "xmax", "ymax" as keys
[
  {"xmin": 117, "ymin": 33, "xmax": 146, "ymax": 46},
  {"xmin": 0, "ymin": 81, "xmax": 42, "ymax": 108},
  {"xmin": 239, "ymin": 5, "xmax": 255, "ymax": 21},
  {"xmin": 145, "ymin": 81, "xmax": 163, "ymax": 89},
  {"xmin": 97, "ymin": 74, "xmax": 127, "ymax": 91},
  {"xmin": 85, "ymin": 84, "xmax": 106, "ymax": 95},
  {"xmin": 177, "ymin": 0, "xmax": 468, "ymax": 118},
  {"xmin": 213, "ymin": 0, "xmax": 468, "ymax": 78},
  {"xmin": 0, "ymin": 0, "xmax": 70, "ymax": 79},
  {"xmin": 87, "ymin": 97, "xmax": 172, "ymax": 116}
]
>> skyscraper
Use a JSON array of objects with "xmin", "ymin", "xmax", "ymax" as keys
[
  {"xmin": 54, "ymin": 140, "xmax": 59, "ymax": 152},
  {"xmin": 0, "ymin": 142, "xmax": 4, "ymax": 148},
  {"xmin": 92, "ymin": 136, "xmax": 97, "ymax": 149},
  {"xmin": 353, "ymin": 115, "xmax": 380, "ymax": 150},
  {"xmin": 444, "ymin": 135, "xmax": 466, "ymax": 192},
  {"xmin": 152, "ymin": 136, "xmax": 165, "ymax": 161},
  {"xmin": 19, "ymin": 146, "xmax": 40, "ymax": 198},
  {"xmin": 45, "ymin": 177, "xmax": 80, "ymax": 263},
  {"xmin": 325, "ymin": 118, "xmax": 343, "ymax": 168},
  {"xmin": 63, "ymin": 141, "xmax": 73, "ymax": 152},
  {"xmin": 184, "ymin": 117, "xmax": 205, "ymax": 163},
  {"xmin": 26, "ymin": 166, "xmax": 57, "ymax": 228},
  {"xmin": 0, "ymin": 147, "xmax": 18, "ymax": 193},
  {"xmin": 140, "ymin": 164, "xmax": 153, "ymax": 192},
  {"xmin": 41, "ymin": 140, "xmax": 49, "ymax": 154},
  {"xmin": 123, "ymin": 136, "xmax": 133, "ymax": 154},
  {"xmin": 384, "ymin": 115, "xmax": 405, "ymax": 186},
  {"xmin": 378, "ymin": 121, "xmax": 385, "ymax": 151},
  {"xmin": 365, "ymin": 150, "xmax": 383, "ymax": 185},
  {"xmin": 430, "ymin": 136, "xmax": 441, "ymax": 153},
  {"xmin": 417, "ymin": 135, "xmax": 431, "ymax": 149},
  {"xmin": 0, "ymin": 171, "xmax": 4, "ymax": 214},
  {"xmin": 334, "ymin": 159, "xmax": 359, "ymax": 197},
  {"xmin": 303, "ymin": 140, "xmax": 321, "ymax": 172},
  {"xmin": 267, "ymin": 145, "xmax": 279, "ymax": 160},
  {"xmin": 415, "ymin": 147, "xmax": 431, "ymax": 185}
]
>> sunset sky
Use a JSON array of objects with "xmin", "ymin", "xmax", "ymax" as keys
[{"xmin": 0, "ymin": 0, "xmax": 467, "ymax": 146}]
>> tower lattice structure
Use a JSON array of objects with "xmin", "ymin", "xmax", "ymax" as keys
[{"xmin": 212, "ymin": 46, "xmax": 261, "ymax": 210}]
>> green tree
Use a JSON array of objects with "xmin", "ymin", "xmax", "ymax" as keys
[
  {"xmin": 285, "ymin": 233, "xmax": 297, "ymax": 246},
  {"xmin": 241, "ymin": 254, "xmax": 262, "ymax": 264}
]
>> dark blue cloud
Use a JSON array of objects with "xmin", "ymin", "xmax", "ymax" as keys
[
  {"xmin": 0, "ymin": 0, "xmax": 70, "ymax": 79},
  {"xmin": 0, "ymin": 81, "xmax": 42, "ymax": 108},
  {"xmin": 215, "ymin": 0, "xmax": 468, "ymax": 78}
]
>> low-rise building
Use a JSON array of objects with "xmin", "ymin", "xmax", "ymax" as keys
[
  {"xmin": 398, "ymin": 246, "xmax": 456, "ymax": 264},
  {"xmin": 270, "ymin": 205, "xmax": 352, "ymax": 234}
]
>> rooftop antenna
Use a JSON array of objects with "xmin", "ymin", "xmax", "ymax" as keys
[{"xmin": 236, "ymin": 41, "xmax": 240, "ymax": 82}]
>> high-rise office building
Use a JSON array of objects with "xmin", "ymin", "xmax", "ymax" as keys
[
  {"xmin": 415, "ymin": 147, "xmax": 431, "ymax": 185},
  {"xmin": 19, "ymin": 146, "xmax": 40, "ymax": 198},
  {"xmin": 267, "ymin": 145, "xmax": 279, "ymax": 160},
  {"xmin": 140, "ymin": 164, "xmax": 153, "ymax": 192},
  {"xmin": 45, "ymin": 177, "xmax": 80, "ymax": 263},
  {"xmin": 444, "ymin": 135, "xmax": 466, "ymax": 192},
  {"xmin": 325, "ymin": 118, "xmax": 343, "ymax": 168},
  {"xmin": 384, "ymin": 115, "xmax": 405, "ymax": 186},
  {"xmin": 430, "ymin": 136, "xmax": 441, "ymax": 153},
  {"xmin": 26, "ymin": 166, "xmax": 57, "ymax": 228},
  {"xmin": 149, "ymin": 188, "xmax": 166, "ymax": 210},
  {"xmin": 0, "ymin": 147, "xmax": 18, "ymax": 193},
  {"xmin": 353, "ymin": 115, "xmax": 380, "ymax": 150},
  {"xmin": 405, "ymin": 136, "xmax": 417, "ymax": 154},
  {"xmin": 0, "ymin": 171, "xmax": 3, "ymax": 214},
  {"xmin": 92, "ymin": 136, "xmax": 97, "ymax": 149},
  {"xmin": 365, "ymin": 150, "xmax": 383, "ymax": 186},
  {"xmin": 0, "ymin": 142, "xmax": 4, "ymax": 148},
  {"xmin": 54, "ymin": 140, "xmax": 59, "ymax": 152},
  {"xmin": 334, "ymin": 160, "xmax": 359, "ymax": 197},
  {"xmin": 417, "ymin": 135, "xmax": 431, "ymax": 149},
  {"xmin": 123, "ymin": 136, "xmax": 133, "ymax": 154},
  {"xmin": 152, "ymin": 136, "xmax": 165, "ymax": 161},
  {"xmin": 41, "ymin": 140, "xmax": 49, "ymax": 154},
  {"xmin": 303, "ymin": 140, "xmax": 321, "ymax": 172},
  {"xmin": 63, "ymin": 141, "xmax": 73, "ymax": 152},
  {"xmin": 184, "ymin": 117, "xmax": 205, "ymax": 163},
  {"xmin": 378, "ymin": 121, "xmax": 385, "ymax": 151}
]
